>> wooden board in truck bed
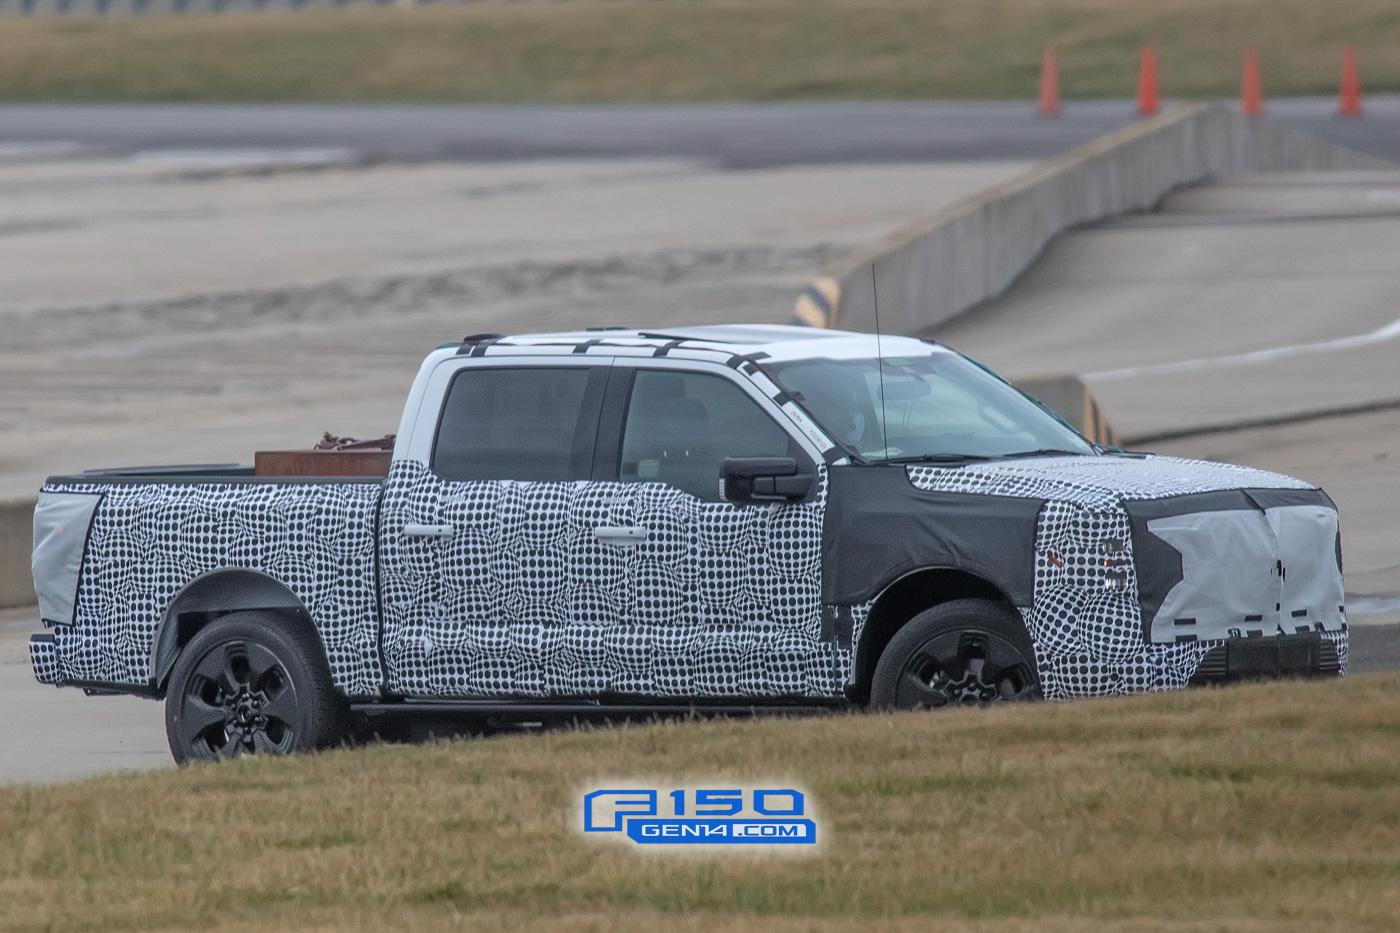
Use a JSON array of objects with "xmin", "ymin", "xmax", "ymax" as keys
[{"xmin": 254, "ymin": 449, "xmax": 391, "ymax": 477}]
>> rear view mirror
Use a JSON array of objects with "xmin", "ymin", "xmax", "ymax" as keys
[
  {"xmin": 881, "ymin": 376, "xmax": 931, "ymax": 400},
  {"xmin": 720, "ymin": 457, "xmax": 815, "ymax": 504}
]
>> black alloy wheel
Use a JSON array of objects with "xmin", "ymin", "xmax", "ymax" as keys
[
  {"xmin": 175, "ymin": 639, "xmax": 300, "ymax": 758},
  {"xmin": 165, "ymin": 612, "xmax": 344, "ymax": 764},
  {"xmin": 871, "ymin": 598, "xmax": 1040, "ymax": 710}
]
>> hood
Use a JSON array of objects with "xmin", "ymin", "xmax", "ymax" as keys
[
  {"xmin": 905, "ymin": 454, "xmax": 1315, "ymax": 509},
  {"xmin": 902, "ymin": 454, "xmax": 1343, "ymax": 646}
]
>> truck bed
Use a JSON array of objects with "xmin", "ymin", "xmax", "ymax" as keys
[
  {"xmin": 36, "ymin": 471, "xmax": 385, "ymax": 696},
  {"xmin": 51, "ymin": 445, "xmax": 393, "ymax": 483}
]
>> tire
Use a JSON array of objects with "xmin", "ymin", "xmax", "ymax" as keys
[
  {"xmin": 164, "ymin": 611, "xmax": 346, "ymax": 765},
  {"xmin": 870, "ymin": 598, "xmax": 1040, "ymax": 710}
]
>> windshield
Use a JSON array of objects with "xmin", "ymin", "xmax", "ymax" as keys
[{"xmin": 761, "ymin": 351, "xmax": 1096, "ymax": 462}]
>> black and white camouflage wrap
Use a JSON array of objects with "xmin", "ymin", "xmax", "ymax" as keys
[
  {"xmin": 41, "ymin": 464, "xmax": 834, "ymax": 701},
  {"xmin": 30, "ymin": 326, "xmax": 1350, "ymax": 708},
  {"xmin": 379, "ymin": 460, "xmax": 832, "ymax": 698},
  {"xmin": 40, "ymin": 480, "xmax": 382, "ymax": 696},
  {"xmin": 28, "ymin": 635, "xmax": 60, "ymax": 686},
  {"xmin": 906, "ymin": 455, "xmax": 1347, "ymax": 698}
]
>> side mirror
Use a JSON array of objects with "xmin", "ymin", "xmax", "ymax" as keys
[{"xmin": 720, "ymin": 457, "xmax": 815, "ymax": 504}]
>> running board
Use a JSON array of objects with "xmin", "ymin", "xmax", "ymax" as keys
[{"xmin": 349, "ymin": 698, "xmax": 844, "ymax": 720}]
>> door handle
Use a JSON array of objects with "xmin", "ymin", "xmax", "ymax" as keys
[
  {"xmin": 593, "ymin": 525, "xmax": 649, "ymax": 546},
  {"xmin": 403, "ymin": 523, "xmax": 455, "ymax": 540}
]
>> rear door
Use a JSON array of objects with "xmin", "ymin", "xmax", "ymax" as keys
[{"xmin": 378, "ymin": 357, "xmax": 612, "ymax": 697}]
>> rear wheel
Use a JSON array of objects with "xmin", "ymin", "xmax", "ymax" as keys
[
  {"xmin": 164, "ymin": 612, "xmax": 345, "ymax": 764},
  {"xmin": 870, "ymin": 599, "xmax": 1039, "ymax": 710}
]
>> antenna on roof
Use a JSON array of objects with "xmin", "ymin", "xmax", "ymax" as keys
[{"xmin": 871, "ymin": 263, "xmax": 890, "ymax": 463}]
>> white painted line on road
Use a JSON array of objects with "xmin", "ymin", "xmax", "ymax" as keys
[
  {"xmin": 1350, "ymin": 595, "xmax": 1400, "ymax": 612},
  {"xmin": 1086, "ymin": 316, "xmax": 1400, "ymax": 381},
  {"xmin": 0, "ymin": 141, "xmax": 95, "ymax": 163},
  {"xmin": 1347, "ymin": 595, "xmax": 1400, "ymax": 625},
  {"xmin": 129, "ymin": 147, "xmax": 361, "ymax": 169}
]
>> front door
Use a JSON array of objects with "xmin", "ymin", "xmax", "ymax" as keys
[{"xmin": 590, "ymin": 361, "xmax": 831, "ymax": 698}]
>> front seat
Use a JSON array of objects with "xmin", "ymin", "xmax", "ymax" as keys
[{"xmin": 627, "ymin": 393, "xmax": 715, "ymax": 499}]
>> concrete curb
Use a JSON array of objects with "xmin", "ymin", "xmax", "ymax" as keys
[
  {"xmin": 0, "ymin": 498, "xmax": 35, "ymax": 611},
  {"xmin": 1120, "ymin": 396, "xmax": 1400, "ymax": 447},
  {"xmin": 809, "ymin": 101, "xmax": 1391, "ymax": 336}
]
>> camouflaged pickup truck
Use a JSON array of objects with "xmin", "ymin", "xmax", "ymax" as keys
[{"xmin": 28, "ymin": 325, "xmax": 1347, "ymax": 763}]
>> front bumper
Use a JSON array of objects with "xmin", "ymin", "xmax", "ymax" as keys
[{"xmin": 29, "ymin": 633, "xmax": 62, "ymax": 686}]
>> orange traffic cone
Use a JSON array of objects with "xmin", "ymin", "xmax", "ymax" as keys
[
  {"xmin": 1339, "ymin": 45, "xmax": 1363, "ymax": 116},
  {"xmin": 1137, "ymin": 45, "xmax": 1160, "ymax": 116},
  {"xmin": 1241, "ymin": 48, "xmax": 1263, "ymax": 116},
  {"xmin": 1039, "ymin": 46, "xmax": 1062, "ymax": 116}
]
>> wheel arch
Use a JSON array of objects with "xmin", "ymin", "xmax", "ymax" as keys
[
  {"xmin": 851, "ymin": 567, "xmax": 1027, "ymax": 704},
  {"xmin": 150, "ymin": 569, "xmax": 322, "ymax": 694}
]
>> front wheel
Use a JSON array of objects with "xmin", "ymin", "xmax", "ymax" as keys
[
  {"xmin": 870, "ymin": 599, "xmax": 1040, "ymax": 710},
  {"xmin": 164, "ymin": 612, "xmax": 345, "ymax": 764}
]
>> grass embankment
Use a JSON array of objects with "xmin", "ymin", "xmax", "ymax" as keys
[
  {"xmin": 3, "ymin": 675, "xmax": 1400, "ymax": 931},
  {"xmin": 3, "ymin": 0, "xmax": 1400, "ymax": 103}
]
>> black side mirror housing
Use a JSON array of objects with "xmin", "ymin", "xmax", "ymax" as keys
[{"xmin": 720, "ymin": 457, "xmax": 815, "ymax": 504}]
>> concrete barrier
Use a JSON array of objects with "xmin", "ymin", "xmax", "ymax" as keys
[
  {"xmin": 816, "ymin": 102, "xmax": 1392, "ymax": 336},
  {"xmin": 1015, "ymin": 374, "xmax": 1117, "ymax": 447},
  {"xmin": 0, "ymin": 498, "xmax": 36, "ymax": 610}
]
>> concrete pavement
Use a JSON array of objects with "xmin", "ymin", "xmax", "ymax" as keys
[
  {"xmin": 0, "ymin": 154, "xmax": 1027, "ymax": 498},
  {"xmin": 2, "ymin": 112, "xmax": 1397, "ymax": 785},
  {"xmin": 937, "ymin": 171, "xmax": 1400, "ymax": 442},
  {"xmin": 937, "ymin": 169, "xmax": 1400, "ymax": 601},
  {"xmin": 0, "ymin": 607, "xmax": 168, "ymax": 784},
  {"xmin": 934, "ymin": 169, "xmax": 1400, "ymax": 438},
  {"xmin": 0, "ymin": 146, "xmax": 1039, "ymax": 782}
]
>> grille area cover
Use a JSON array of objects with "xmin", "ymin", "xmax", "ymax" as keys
[{"xmin": 1129, "ymin": 490, "xmax": 1344, "ymax": 644}]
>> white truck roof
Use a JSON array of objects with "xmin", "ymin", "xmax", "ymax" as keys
[{"xmin": 448, "ymin": 324, "xmax": 943, "ymax": 364}]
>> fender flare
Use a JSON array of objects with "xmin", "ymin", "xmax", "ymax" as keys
[
  {"xmin": 851, "ymin": 565, "xmax": 1027, "ymax": 698},
  {"xmin": 149, "ymin": 568, "xmax": 311, "ymax": 689}
]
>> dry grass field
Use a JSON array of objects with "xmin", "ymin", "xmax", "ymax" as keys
[
  {"xmin": 2, "ymin": 674, "xmax": 1399, "ymax": 931},
  {"xmin": 2, "ymin": 0, "xmax": 1400, "ymax": 102}
]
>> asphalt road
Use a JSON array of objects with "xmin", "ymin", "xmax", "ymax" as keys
[{"xmin": 2, "ymin": 97, "xmax": 1399, "ymax": 166}]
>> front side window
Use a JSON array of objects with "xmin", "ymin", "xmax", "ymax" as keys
[
  {"xmin": 433, "ymin": 367, "xmax": 597, "ymax": 481},
  {"xmin": 620, "ymin": 370, "xmax": 794, "ymax": 500},
  {"xmin": 761, "ymin": 350, "xmax": 1095, "ymax": 462}
]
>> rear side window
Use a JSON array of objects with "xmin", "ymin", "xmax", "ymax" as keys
[
  {"xmin": 620, "ymin": 369, "xmax": 795, "ymax": 500},
  {"xmin": 433, "ymin": 367, "xmax": 598, "ymax": 482}
]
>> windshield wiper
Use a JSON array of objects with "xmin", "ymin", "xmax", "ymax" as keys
[
  {"xmin": 875, "ymin": 448, "xmax": 1093, "ymax": 465},
  {"xmin": 880, "ymin": 453, "xmax": 996, "ymax": 464},
  {"xmin": 995, "ymin": 448, "xmax": 1093, "ymax": 459}
]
